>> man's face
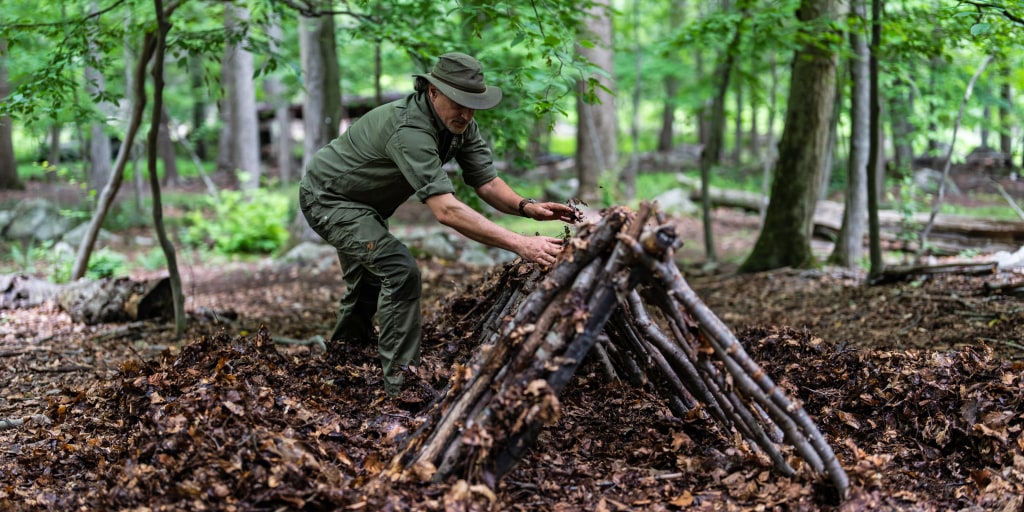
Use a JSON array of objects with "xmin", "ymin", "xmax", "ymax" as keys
[{"xmin": 429, "ymin": 86, "xmax": 475, "ymax": 134}]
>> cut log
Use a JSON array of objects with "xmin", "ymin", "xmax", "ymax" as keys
[
  {"xmin": 57, "ymin": 276, "xmax": 173, "ymax": 325},
  {"xmin": 387, "ymin": 202, "xmax": 850, "ymax": 500}
]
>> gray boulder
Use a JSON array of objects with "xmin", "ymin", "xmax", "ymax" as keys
[{"xmin": 2, "ymin": 198, "xmax": 74, "ymax": 242}]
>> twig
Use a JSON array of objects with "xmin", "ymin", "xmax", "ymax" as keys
[
  {"xmin": 272, "ymin": 335, "xmax": 326, "ymax": 352},
  {"xmin": 918, "ymin": 55, "xmax": 995, "ymax": 258},
  {"xmin": 978, "ymin": 337, "xmax": 1024, "ymax": 351},
  {"xmin": 990, "ymin": 178, "xmax": 1024, "ymax": 221}
]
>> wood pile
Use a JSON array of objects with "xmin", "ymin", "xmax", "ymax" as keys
[{"xmin": 386, "ymin": 202, "xmax": 849, "ymax": 500}]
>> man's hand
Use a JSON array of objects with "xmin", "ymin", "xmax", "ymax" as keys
[
  {"xmin": 518, "ymin": 235, "xmax": 564, "ymax": 266},
  {"xmin": 522, "ymin": 201, "xmax": 580, "ymax": 224}
]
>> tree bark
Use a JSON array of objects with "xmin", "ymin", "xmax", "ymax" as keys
[
  {"xmin": 741, "ymin": 0, "xmax": 839, "ymax": 273},
  {"xmin": 0, "ymin": 39, "xmax": 20, "ymax": 190},
  {"xmin": 147, "ymin": 0, "xmax": 186, "ymax": 337},
  {"xmin": 575, "ymin": 0, "xmax": 617, "ymax": 205},
  {"xmin": 224, "ymin": 3, "xmax": 261, "ymax": 191},
  {"xmin": 829, "ymin": 0, "xmax": 870, "ymax": 268},
  {"xmin": 264, "ymin": 15, "xmax": 294, "ymax": 183},
  {"xmin": 85, "ymin": 3, "xmax": 112, "ymax": 198},
  {"xmin": 998, "ymin": 68, "xmax": 1013, "ymax": 163},
  {"xmin": 700, "ymin": 1, "xmax": 750, "ymax": 264}
]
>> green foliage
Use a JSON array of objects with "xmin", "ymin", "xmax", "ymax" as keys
[
  {"xmin": 182, "ymin": 188, "xmax": 290, "ymax": 255},
  {"xmin": 7, "ymin": 241, "xmax": 127, "ymax": 283},
  {"xmin": 137, "ymin": 247, "xmax": 168, "ymax": 271}
]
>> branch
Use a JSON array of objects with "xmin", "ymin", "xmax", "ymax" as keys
[
  {"xmin": 269, "ymin": 0, "xmax": 374, "ymax": 20},
  {"xmin": 0, "ymin": 0, "xmax": 127, "ymax": 30},
  {"xmin": 960, "ymin": 1, "xmax": 1024, "ymax": 26}
]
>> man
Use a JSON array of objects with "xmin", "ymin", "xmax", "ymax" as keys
[{"xmin": 299, "ymin": 52, "xmax": 578, "ymax": 397}]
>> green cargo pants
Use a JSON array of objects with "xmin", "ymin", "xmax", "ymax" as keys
[{"xmin": 299, "ymin": 189, "xmax": 422, "ymax": 396}]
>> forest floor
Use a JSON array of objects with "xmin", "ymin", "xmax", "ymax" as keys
[{"xmin": 1, "ymin": 172, "xmax": 1024, "ymax": 511}]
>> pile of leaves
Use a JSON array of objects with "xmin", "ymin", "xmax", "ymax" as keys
[{"xmin": 2, "ymin": 264, "xmax": 1022, "ymax": 510}]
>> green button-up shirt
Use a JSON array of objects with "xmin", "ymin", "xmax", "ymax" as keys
[{"xmin": 301, "ymin": 91, "xmax": 498, "ymax": 219}]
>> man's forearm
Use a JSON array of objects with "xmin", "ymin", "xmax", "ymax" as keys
[{"xmin": 426, "ymin": 193, "xmax": 523, "ymax": 252}]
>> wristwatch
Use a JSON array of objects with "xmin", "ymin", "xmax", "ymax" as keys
[{"xmin": 518, "ymin": 198, "xmax": 537, "ymax": 217}]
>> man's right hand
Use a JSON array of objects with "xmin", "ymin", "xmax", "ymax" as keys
[{"xmin": 518, "ymin": 235, "xmax": 564, "ymax": 266}]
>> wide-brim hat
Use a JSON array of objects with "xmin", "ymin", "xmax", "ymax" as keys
[{"xmin": 413, "ymin": 52, "xmax": 502, "ymax": 110}]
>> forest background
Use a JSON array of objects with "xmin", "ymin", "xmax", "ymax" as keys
[{"xmin": 0, "ymin": 0, "xmax": 1022, "ymax": 330}]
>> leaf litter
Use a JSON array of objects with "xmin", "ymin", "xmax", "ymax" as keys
[{"xmin": 1, "ymin": 259, "xmax": 1023, "ymax": 511}]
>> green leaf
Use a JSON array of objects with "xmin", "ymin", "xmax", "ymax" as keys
[{"xmin": 970, "ymin": 23, "xmax": 991, "ymax": 36}]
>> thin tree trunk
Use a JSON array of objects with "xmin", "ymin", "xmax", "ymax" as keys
[
  {"xmin": 866, "ymin": 0, "xmax": 884, "ymax": 277},
  {"xmin": 829, "ymin": 0, "xmax": 870, "ymax": 268},
  {"xmin": 85, "ymin": 2, "xmax": 112, "ymax": 198},
  {"xmin": 917, "ymin": 55, "xmax": 994, "ymax": 260},
  {"xmin": 0, "ymin": 38, "xmax": 21, "ymax": 190},
  {"xmin": 888, "ymin": 80, "xmax": 914, "ymax": 173},
  {"xmin": 999, "ymin": 69, "xmax": 1013, "ymax": 163},
  {"xmin": 759, "ymin": 52, "xmax": 779, "ymax": 225},
  {"xmin": 575, "ymin": 0, "xmax": 617, "ymax": 205},
  {"xmin": 264, "ymin": 16, "xmax": 293, "ymax": 183},
  {"xmin": 624, "ymin": 0, "xmax": 641, "ymax": 201},
  {"xmin": 148, "ymin": 0, "xmax": 186, "ymax": 337},
  {"xmin": 733, "ymin": 79, "xmax": 743, "ymax": 165},
  {"xmin": 189, "ymin": 56, "xmax": 207, "ymax": 160},
  {"xmin": 224, "ymin": 3, "xmax": 261, "ymax": 191},
  {"xmin": 158, "ymin": 107, "xmax": 178, "ymax": 185},
  {"xmin": 701, "ymin": 0, "xmax": 751, "ymax": 264}
]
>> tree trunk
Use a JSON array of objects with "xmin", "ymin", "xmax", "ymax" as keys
[
  {"xmin": 999, "ymin": 69, "xmax": 1013, "ymax": 163},
  {"xmin": 291, "ymin": 14, "xmax": 342, "ymax": 246},
  {"xmin": 741, "ymin": 0, "xmax": 838, "ymax": 273},
  {"xmin": 147, "ymin": 0, "xmax": 186, "ymax": 337},
  {"xmin": 85, "ymin": 3, "xmax": 112, "ymax": 198},
  {"xmin": 158, "ymin": 107, "xmax": 178, "ymax": 185},
  {"xmin": 700, "ymin": 0, "xmax": 750, "ymax": 264},
  {"xmin": 47, "ymin": 124, "xmax": 61, "ymax": 173},
  {"xmin": 575, "ymin": 0, "xmax": 616, "ymax": 205},
  {"xmin": 866, "ymin": 0, "xmax": 883, "ymax": 277},
  {"xmin": 0, "ymin": 39, "xmax": 21, "ymax": 190},
  {"xmin": 888, "ymin": 79, "xmax": 914, "ymax": 173},
  {"xmin": 264, "ymin": 16, "xmax": 293, "ymax": 183},
  {"xmin": 224, "ymin": 3, "xmax": 261, "ymax": 191},
  {"xmin": 732, "ymin": 78, "xmax": 743, "ymax": 165},
  {"xmin": 659, "ymin": 0, "xmax": 683, "ymax": 156},
  {"xmin": 189, "ymin": 56, "xmax": 208, "ymax": 160},
  {"xmin": 829, "ymin": 0, "xmax": 870, "ymax": 268}
]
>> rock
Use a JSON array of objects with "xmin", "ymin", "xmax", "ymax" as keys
[
  {"xmin": 60, "ymin": 223, "xmax": 118, "ymax": 248},
  {"xmin": 280, "ymin": 241, "xmax": 337, "ymax": 272},
  {"xmin": 653, "ymin": 188, "xmax": 700, "ymax": 217},
  {"xmin": 418, "ymin": 231, "xmax": 458, "ymax": 261},
  {"xmin": 2, "ymin": 198, "xmax": 74, "ymax": 242}
]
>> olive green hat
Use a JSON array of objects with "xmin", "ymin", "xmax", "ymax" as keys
[{"xmin": 414, "ymin": 52, "xmax": 502, "ymax": 110}]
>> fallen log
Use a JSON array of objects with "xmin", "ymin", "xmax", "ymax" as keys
[
  {"xmin": 676, "ymin": 175, "xmax": 1024, "ymax": 255},
  {"xmin": 387, "ymin": 202, "xmax": 850, "ymax": 500},
  {"xmin": 869, "ymin": 261, "xmax": 998, "ymax": 285},
  {"xmin": 57, "ymin": 276, "xmax": 173, "ymax": 325}
]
